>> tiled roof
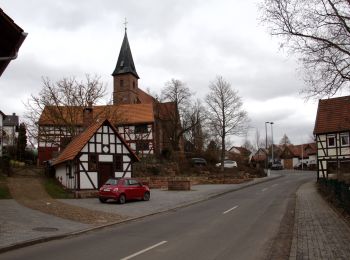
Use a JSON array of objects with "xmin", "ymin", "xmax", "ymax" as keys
[
  {"xmin": 52, "ymin": 119, "xmax": 139, "ymax": 166},
  {"xmin": 0, "ymin": 8, "xmax": 27, "ymax": 76},
  {"xmin": 39, "ymin": 103, "xmax": 155, "ymax": 126},
  {"xmin": 137, "ymin": 88, "xmax": 155, "ymax": 104},
  {"xmin": 314, "ymin": 96, "xmax": 350, "ymax": 134},
  {"xmin": 3, "ymin": 114, "xmax": 19, "ymax": 126},
  {"xmin": 282, "ymin": 143, "xmax": 317, "ymax": 158},
  {"xmin": 157, "ymin": 102, "xmax": 176, "ymax": 120}
]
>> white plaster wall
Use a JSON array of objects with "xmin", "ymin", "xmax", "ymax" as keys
[
  {"xmin": 80, "ymin": 172, "xmax": 98, "ymax": 189},
  {"xmin": 80, "ymin": 162, "xmax": 88, "ymax": 171},
  {"xmin": 80, "ymin": 154, "xmax": 88, "ymax": 162},
  {"xmin": 115, "ymin": 172, "xmax": 131, "ymax": 178},
  {"xmin": 55, "ymin": 165, "xmax": 75, "ymax": 189},
  {"xmin": 115, "ymin": 172, "xmax": 124, "ymax": 178},
  {"xmin": 292, "ymin": 158, "xmax": 299, "ymax": 167},
  {"xmin": 99, "ymin": 154, "xmax": 113, "ymax": 162},
  {"xmin": 82, "ymin": 144, "xmax": 88, "ymax": 153}
]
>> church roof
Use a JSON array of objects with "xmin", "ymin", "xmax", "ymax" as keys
[
  {"xmin": 112, "ymin": 31, "xmax": 139, "ymax": 79},
  {"xmin": 38, "ymin": 103, "xmax": 155, "ymax": 126}
]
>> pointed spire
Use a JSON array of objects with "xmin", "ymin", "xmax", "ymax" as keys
[{"xmin": 112, "ymin": 30, "xmax": 139, "ymax": 79}]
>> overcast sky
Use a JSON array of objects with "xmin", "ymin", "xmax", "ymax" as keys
[{"xmin": 0, "ymin": 0, "xmax": 321, "ymax": 146}]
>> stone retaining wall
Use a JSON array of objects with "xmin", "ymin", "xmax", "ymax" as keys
[{"xmin": 137, "ymin": 176, "xmax": 251, "ymax": 189}]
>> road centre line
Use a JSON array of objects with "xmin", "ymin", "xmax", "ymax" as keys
[
  {"xmin": 223, "ymin": 205, "xmax": 239, "ymax": 214},
  {"xmin": 262, "ymin": 188, "xmax": 268, "ymax": 192},
  {"xmin": 121, "ymin": 241, "xmax": 168, "ymax": 260},
  {"xmin": 272, "ymin": 184, "xmax": 278, "ymax": 187}
]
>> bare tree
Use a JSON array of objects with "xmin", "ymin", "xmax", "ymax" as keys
[
  {"xmin": 279, "ymin": 133, "xmax": 292, "ymax": 146},
  {"xmin": 183, "ymin": 99, "xmax": 208, "ymax": 154},
  {"xmin": 260, "ymin": 0, "xmax": 350, "ymax": 98},
  {"xmin": 242, "ymin": 139, "xmax": 255, "ymax": 153},
  {"xmin": 205, "ymin": 76, "xmax": 249, "ymax": 171},
  {"xmin": 160, "ymin": 79, "xmax": 205, "ymax": 151},
  {"xmin": 24, "ymin": 74, "xmax": 107, "ymax": 146}
]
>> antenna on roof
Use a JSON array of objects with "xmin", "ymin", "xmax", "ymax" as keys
[{"xmin": 123, "ymin": 17, "xmax": 128, "ymax": 32}]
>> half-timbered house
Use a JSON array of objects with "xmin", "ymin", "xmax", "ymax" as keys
[
  {"xmin": 52, "ymin": 119, "xmax": 139, "ymax": 190},
  {"xmin": 314, "ymin": 96, "xmax": 350, "ymax": 180}
]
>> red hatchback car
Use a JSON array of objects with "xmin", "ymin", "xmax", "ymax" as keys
[{"xmin": 98, "ymin": 178, "xmax": 150, "ymax": 204}]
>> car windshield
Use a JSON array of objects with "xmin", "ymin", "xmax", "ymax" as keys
[{"xmin": 105, "ymin": 179, "xmax": 118, "ymax": 185}]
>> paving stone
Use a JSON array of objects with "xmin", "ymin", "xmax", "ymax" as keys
[{"xmin": 291, "ymin": 181, "xmax": 350, "ymax": 260}]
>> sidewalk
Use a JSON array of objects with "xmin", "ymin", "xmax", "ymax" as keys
[
  {"xmin": 0, "ymin": 173, "xmax": 280, "ymax": 252},
  {"xmin": 289, "ymin": 181, "xmax": 350, "ymax": 259}
]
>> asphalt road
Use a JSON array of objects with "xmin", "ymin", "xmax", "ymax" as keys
[{"xmin": 1, "ymin": 170, "xmax": 315, "ymax": 260}]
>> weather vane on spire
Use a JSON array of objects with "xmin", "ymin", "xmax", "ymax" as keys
[{"xmin": 123, "ymin": 17, "xmax": 128, "ymax": 32}]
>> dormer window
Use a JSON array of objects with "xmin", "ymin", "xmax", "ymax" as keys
[{"xmin": 120, "ymin": 60, "xmax": 124, "ymax": 67}]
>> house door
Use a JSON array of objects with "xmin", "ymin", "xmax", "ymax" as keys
[{"xmin": 98, "ymin": 163, "xmax": 114, "ymax": 188}]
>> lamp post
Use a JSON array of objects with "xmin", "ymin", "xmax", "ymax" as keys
[
  {"xmin": 270, "ymin": 122, "xmax": 274, "ymax": 164},
  {"xmin": 265, "ymin": 122, "xmax": 269, "ymax": 169}
]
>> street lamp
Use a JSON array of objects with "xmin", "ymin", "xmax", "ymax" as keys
[
  {"xmin": 265, "ymin": 122, "xmax": 270, "ymax": 169},
  {"xmin": 270, "ymin": 122, "xmax": 274, "ymax": 164}
]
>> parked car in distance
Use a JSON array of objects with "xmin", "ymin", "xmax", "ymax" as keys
[
  {"xmin": 294, "ymin": 162, "xmax": 308, "ymax": 170},
  {"xmin": 190, "ymin": 157, "xmax": 207, "ymax": 167},
  {"xmin": 271, "ymin": 163, "xmax": 283, "ymax": 170},
  {"xmin": 216, "ymin": 160, "xmax": 237, "ymax": 168},
  {"xmin": 98, "ymin": 178, "xmax": 150, "ymax": 204}
]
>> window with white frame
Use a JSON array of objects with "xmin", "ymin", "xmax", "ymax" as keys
[
  {"xmin": 327, "ymin": 135, "xmax": 336, "ymax": 147},
  {"xmin": 340, "ymin": 133, "xmax": 349, "ymax": 147}
]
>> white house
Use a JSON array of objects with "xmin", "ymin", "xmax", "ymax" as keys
[
  {"xmin": 52, "ymin": 119, "xmax": 139, "ymax": 190},
  {"xmin": 2, "ymin": 113, "xmax": 19, "ymax": 147}
]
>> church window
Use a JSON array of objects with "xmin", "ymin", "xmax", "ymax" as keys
[
  {"xmin": 133, "ymin": 81, "xmax": 135, "ymax": 89},
  {"xmin": 120, "ymin": 80, "xmax": 124, "ymax": 88}
]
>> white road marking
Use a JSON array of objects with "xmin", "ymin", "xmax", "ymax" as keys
[
  {"xmin": 272, "ymin": 184, "xmax": 278, "ymax": 187},
  {"xmin": 121, "ymin": 241, "xmax": 168, "ymax": 260},
  {"xmin": 223, "ymin": 205, "xmax": 239, "ymax": 214},
  {"xmin": 262, "ymin": 188, "xmax": 268, "ymax": 192}
]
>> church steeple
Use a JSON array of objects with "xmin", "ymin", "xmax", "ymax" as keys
[
  {"xmin": 112, "ymin": 29, "xmax": 139, "ymax": 105},
  {"xmin": 112, "ymin": 31, "xmax": 139, "ymax": 79}
]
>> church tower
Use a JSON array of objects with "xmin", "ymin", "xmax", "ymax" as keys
[{"xmin": 112, "ymin": 29, "xmax": 139, "ymax": 105}]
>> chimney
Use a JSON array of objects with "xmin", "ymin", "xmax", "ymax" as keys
[{"xmin": 83, "ymin": 102, "xmax": 93, "ymax": 127}]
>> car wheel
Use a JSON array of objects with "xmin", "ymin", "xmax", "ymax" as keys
[
  {"xmin": 118, "ymin": 194, "xmax": 126, "ymax": 204},
  {"xmin": 99, "ymin": 198, "xmax": 107, "ymax": 203},
  {"xmin": 143, "ymin": 192, "xmax": 150, "ymax": 201}
]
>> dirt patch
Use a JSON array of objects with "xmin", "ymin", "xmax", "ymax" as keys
[{"xmin": 7, "ymin": 176, "xmax": 128, "ymax": 225}]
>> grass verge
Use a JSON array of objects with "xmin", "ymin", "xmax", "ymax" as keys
[
  {"xmin": 43, "ymin": 178, "xmax": 74, "ymax": 199},
  {"xmin": 0, "ymin": 175, "xmax": 11, "ymax": 199}
]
